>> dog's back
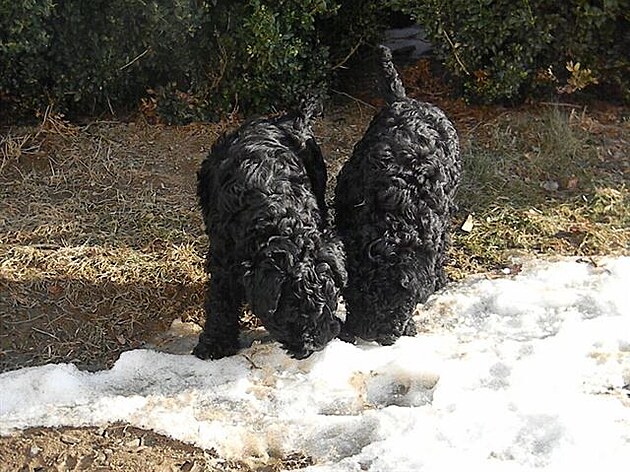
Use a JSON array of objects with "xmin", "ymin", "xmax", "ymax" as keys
[
  {"xmin": 336, "ymin": 46, "xmax": 460, "ymax": 256},
  {"xmin": 198, "ymin": 99, "xmax": 327, "ymax": 253}
]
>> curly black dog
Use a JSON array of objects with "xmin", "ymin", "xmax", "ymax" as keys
[
  {"xmin": 334, "ymin": 46, "xmax": 461, "ymax": 345},
  {"xmin": 193, "ymin": 98, "xmax": 347, "ymax": 360}
]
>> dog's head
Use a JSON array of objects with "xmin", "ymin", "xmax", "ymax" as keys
[
  {"xmin": 243, "ymin": 230, "xmax": 347, "ymax": 359},
  {"xmin": 341, "ymin": 238, "xmax": 431, "ymax": 345}
]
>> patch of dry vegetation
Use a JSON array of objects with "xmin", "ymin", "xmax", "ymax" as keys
[
  {"xmin": 450, "ymin": 105, "xmax": 629, "ymax": 277},
  {"xmin": 1, "ymin": 101, "xmax": 628, "ymax": 374},
  {"xmin": 1, "ymin": 113, "xmax": 218, "ymax": 372}
]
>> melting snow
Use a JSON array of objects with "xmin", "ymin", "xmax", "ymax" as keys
[{"xmin": 1, "ymin": 257, "xmax": 629, "ymax": 471}]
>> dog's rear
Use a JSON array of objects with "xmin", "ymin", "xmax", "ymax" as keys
[{"xmin": 335, "ymin": 46, "xmax": 461, "ymax": 345}]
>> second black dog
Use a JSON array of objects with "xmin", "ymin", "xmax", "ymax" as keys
[{"xmin": 335, "ymin": 46, "xmax": 461, "ymax": 345}]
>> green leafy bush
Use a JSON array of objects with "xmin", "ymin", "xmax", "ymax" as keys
[
  {"xmin": 390, "ymin": 0, "xmax": 630, "ymax": 103},
  {"xmin": 0, "ymin": 0, "xmax": 55, "ymax": 117},
  {"xmin": 2, "ymin": 0, "xmax": 627, "ymax": 121},
  {"xmin": 204, "ymin": 0, "xmax": 334, "ymax": 114},
  {"xmin": 1, "ymin": 0, "xmax": 213, "ymax": 121},
  {"xmin": 0, "ymin": 0, "xmax": 347, "ymax": 122},
  {"xmin": 318, "ymin": 0, "xmax": 389, "ymax": 66},
  {"xmin": 0, "ymin": 0, "xmax": 396, "ymax": 122}
]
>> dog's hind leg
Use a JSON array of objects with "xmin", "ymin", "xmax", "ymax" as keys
[
  {"xmin": 403, "ymin": 319, "xmax": 417, "ymax": 337},
  {"xmin": 434, "ymin": 231, "xmax": 450, "ymax": 291},
  {"xmin": 193, "ymin": 264, "xmax": 242, "ymax": 360}
]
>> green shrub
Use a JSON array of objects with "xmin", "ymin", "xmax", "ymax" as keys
[
  {"xmin": 3, "ymin": 0, "xmax": 627, "ymax": 121},
  {"xmin": 318, "ymin": 0, "xmax": 390, "ymax": 67},
  {"xmin": 0, "ymin": 0, "xmax": 55, "ymax": 117},
  {"xmin": 204, "ymin": 0, "xmax": 334, "ymax": 114},
  {"xmin": 390, "ymin": 0, "xmax": 630, "ymax": 103},
  {"xmin": 0, "ymin": 0, "xmax": 212, "ymax": 121},
  {"xmin": 2, "ymin": 0, "xmax": 365, "ymax": 123},
  {"xmin": 0, "ymin": 0, "xmax": 395, "ymax": 122},
  {"xmin": 46, "ymin": 0, "xmax": 208, "ymax": 118}
]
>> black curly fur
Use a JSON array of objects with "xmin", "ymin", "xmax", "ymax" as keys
[
  {"xmin": 334, "ymin": 46, "xmax": 461, "ymax": 345},
  {"xmin": 193, "ymin": 98, "xmax": 347, "ymax": 360}
]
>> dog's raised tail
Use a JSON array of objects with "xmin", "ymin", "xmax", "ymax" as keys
[
  {"xmin": 294, "ymin": 93, "xmax": 323, "ymax": 132},
  {"xmin": 377, "ymin": 45, "xmax": 406, "ymax": 104}
]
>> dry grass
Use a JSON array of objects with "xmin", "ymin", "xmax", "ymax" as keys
[
  {"xmin": 1, "ymin": 113, "xmax": 219, "ymax": 371},
  {"xmin": 449, "ymin": 105, "xmax": 629, "ymax": 277},
  {"xmin": 1, "ymin": 100, "xmax": 628, "ymax": 373}
]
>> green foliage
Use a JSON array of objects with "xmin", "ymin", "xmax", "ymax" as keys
[
  {"xmin": 318, "ymin": 0, "xmax": 389, "ymax": 66},
  {"xmin": 209, "ymin": 0, "xmax": 334, "ymax": 114},
  {"xmin": 0, "ymin": 0, "xmax": 346, "ymax": 122},
  {"xmin": 46, "ymin": 0, "xmax": 206, "ymax": 114},
  {"xmin": 0, "ymin": 0, "xmax": 55, "ymax": 116},
  {"xmin": 2, "ymin": 0, "xmax": 627, "ymax": 120},
  {"xmin": 390, "ymin": 0, "xmax": 630, "ymax": 103},
  {"xmin": 1, "ymin": 0, "xmax": 213, "ymax": 120}
]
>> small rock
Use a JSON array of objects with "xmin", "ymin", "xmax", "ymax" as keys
[
  {"xmin": 541, "ymin": 180, "xmax": 559, "ymax": 192},
  {"xmin": 60, "ymin": 433, "xmax": 80, "ymax": 444},
  {"xmin": 29, "ymin": 445, "xmax": 41, "ymax": 457},
  {"xmin": 124, "ymin": 437, "xmax": 142, "ymax": 449}
]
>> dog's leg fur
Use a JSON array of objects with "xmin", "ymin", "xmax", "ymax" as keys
[
  {"xmin": 193, "ymin": 255, "xmax": 243, "ymax": 360},
  {"xmin": 434, "ymin": 232, "xmax": 449, "ymax": 291}
]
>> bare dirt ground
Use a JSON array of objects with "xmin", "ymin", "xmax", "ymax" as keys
[{"xmin": 1, "ymin": 61, "xmax": 628, "ymax": 470}]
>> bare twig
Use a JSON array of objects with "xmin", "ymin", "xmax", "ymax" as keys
[
  {"xmin": 330, "ymin": 89, "xmax": 377, "ymax": 110},
  {"xmin": 32, "ymin": 327, "xmax": 60, "ymax": 341},
  {"xmin": 241, "ymin": 354, "xmax": 261, "ymax": 369},
  {"xmin": 107, "ymin": 96, "xmax": 115, "ymax": 117},
  {"xmin": 539, "ymin": 102, "xmax": 583, "ymax": 108},
  {"xmin": 332, "ymin": 38, "xmax": 363, "ymax": 70},
  {"xmin": 442, "ymin": 30, "xmax": 470, "ymax": 76},
  {"xmin": 210, "ymin": 43, "xmax": 228, "ymax": 90},
  {"xmin": 119, "ymin": 48, "xmax": 151, "ymax": 71}
]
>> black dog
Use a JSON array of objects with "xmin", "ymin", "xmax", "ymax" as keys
[
  {"xmin": 334, "ymin": 46, "xmax": 461, "ymax": 345},
  {"xmin": 193, "ymin": 98, "xmax": 347, "ymax": 360}
]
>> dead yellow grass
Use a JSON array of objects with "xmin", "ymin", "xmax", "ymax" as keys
[
  {"xmin": 1, "ymin": 113, "xmax": 217, "ymax": 371},
  {"xmin": 449, "ymin": 105, "xmax": 629, "ymax": 278}
]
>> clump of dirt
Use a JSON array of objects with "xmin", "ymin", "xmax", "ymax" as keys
[
  {"xmin": 0, "ymin": 424, "xmax": 317, "ymax": 472},
  {"xmin": 0, "ymin": 424, "xmax": 243, "ymax": 472}
]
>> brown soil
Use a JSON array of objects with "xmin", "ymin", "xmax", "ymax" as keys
[{"xmin": 0, "ymin": 424, "xmax": 313, "ymax": 472}]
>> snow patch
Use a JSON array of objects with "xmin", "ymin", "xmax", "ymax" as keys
[{"xmin": 1, "ymin": 257, "xmax": 629, "ymax": 470}]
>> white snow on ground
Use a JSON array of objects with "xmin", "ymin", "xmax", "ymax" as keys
[{"xmin": 1, "ymin": 257, "xmax": 629, "ymax": 471}]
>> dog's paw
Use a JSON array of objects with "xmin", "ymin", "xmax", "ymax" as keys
[
  {"xmin": 376, "ymin": 334, "xmax": 398, "ymax": 346},
  {"xmin": 338, "ymin": 330, "xmax": 357, "ymax": 344},
  {"xmin": 403, "ymin": 320, "xmax": 417, "ymax": 337},
  {"xmin": 192, "ymin": 340, "xmax": 238, "ymax": 360}
]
